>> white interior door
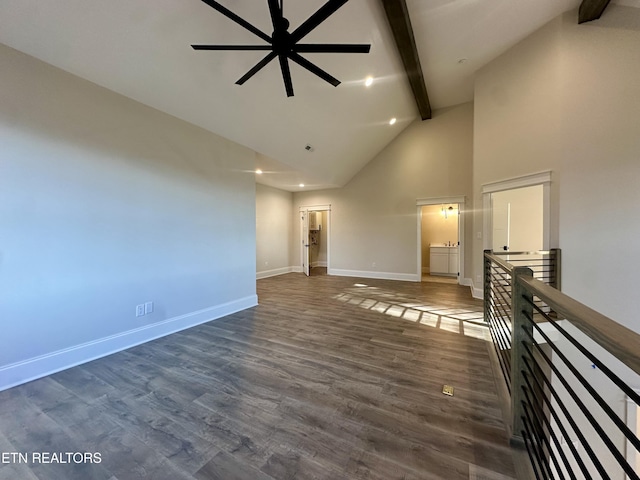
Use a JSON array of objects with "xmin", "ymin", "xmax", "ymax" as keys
[{"xmin": 301, "ymin": 209, "xmax": 310, "ymax": 276}]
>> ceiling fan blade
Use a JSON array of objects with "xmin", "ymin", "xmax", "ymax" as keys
[
  {"xmin": 290, "ymin": 0, "xmax": 349, "ymax": 44},
  {"xmin": 236, "ymin": 51, "xmax": 278, "ymax": 85},
  {"xmin": 200, "ymin": 0, "xmax": 272, "ymax": 43},
  {"xmin": 294, "ymin": 44, "xmax": 371, "ymax": 54},
  {"xmin": 279, "ymin": 55, "xmax": 294, "ymax": 97},
  {"xmin": 267, "ymin": 0, "xmax": 281, "ymax": 30},
  {"xmin": 192, "ymin": 45, "xmax": 272, "ymax": 51},
  {"xmin": 288, "ymin": 52, "xmax": 340, "ymax": 87}
]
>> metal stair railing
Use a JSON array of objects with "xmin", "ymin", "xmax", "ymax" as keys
[{"xmin": 484, "ymin": 249, "xmax": 640, "ymax": 479}]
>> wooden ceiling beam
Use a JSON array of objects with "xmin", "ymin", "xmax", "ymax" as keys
[
  {"xmin": 578, "ymin": 0, "xmax": 612, "ymax": 24},
  {"xmin": 380, "ymin": 0, "xmax": 431, "ymax": 120}
]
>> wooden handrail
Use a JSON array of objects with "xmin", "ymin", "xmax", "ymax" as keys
[
  {"xmin": 486, "ymin": 252, "xmax": 513, "ymax": 274},
  {"xmin": 492, "ymin": 250, "xmax": 553, "ymax": 256},
  {"xmin": 518, "ymin": 275, "xmax": 640, "ymax": 376}
]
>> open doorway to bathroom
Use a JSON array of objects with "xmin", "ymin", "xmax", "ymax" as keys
[
  {"xmin": 420, "ymin": 204, "xmax": 459, "ymax": 283},
  {"xmin": 416, "ymin": 197, "xmax": 465, "ymax": 285}
]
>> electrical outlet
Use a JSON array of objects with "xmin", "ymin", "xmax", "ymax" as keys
[
  {"xmin": 476, "ymin": 274, "xmax": 482, "ymax": 284},
  {"xmin": 135, "ymin": 305, "xmax": 145, "ymax": 317},
  {"xmin": 372, "ymin": 262, "xmax": 376, "ymax": 268},
  {"xmin": 145, "ymin": 302, "xmax": 153, "ymax": 314}
]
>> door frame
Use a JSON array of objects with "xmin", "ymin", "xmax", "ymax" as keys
[
  {"xmin": 482, "ymin": 171, "xmax": 551, "ymax": 252},
  {"xmin": 416, "ymin": 196, "xmax": 466, "ymax": 284},
  {"xmin": 299, "ymin": 204, "xmax": 331, "ymax": 274}
]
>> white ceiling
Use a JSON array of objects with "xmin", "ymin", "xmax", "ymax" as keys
[{"xmin": 0, "ymin": 0, "xmax": 609, "ymax": 191}]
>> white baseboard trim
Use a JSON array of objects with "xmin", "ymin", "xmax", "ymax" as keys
[
  {"xmin": 0, "ymin": 295, "xmax": 257, "ymax": 392},
  {"xmin": 471, "ymin": 279, "xmax": 484, "ymax": 299},
  {"xmin": 311, "ymin": 261, "xmax": 328, "ymax": 268},
  {"xmin": 256, "ymin": 266, "xmax": 297, "ymax": 279},
  {"xmin": 330, "ymin": 269, "xmax": 420, "ymax": 282},
  {"xmin": 460, "ymin": 277, "xmax": 483, "ymax": 299}
]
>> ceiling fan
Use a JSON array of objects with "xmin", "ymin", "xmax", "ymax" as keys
[{"xmin": 191, "ymin": 0, "xmax": 371, "ymax": 97}]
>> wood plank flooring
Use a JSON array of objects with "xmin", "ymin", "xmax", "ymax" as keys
[{"xmin": 0, "ymin": 273, "xmax": 516, "ymax": 480}]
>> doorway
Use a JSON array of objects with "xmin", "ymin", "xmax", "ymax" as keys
[
  {"xmin": 299, "ymin": 205, "xmax": 331, "ymax": 276},
  {"xmin": 416, "ymin": 196, "xmax": 465, "ymax": 285},
  {"xmin": 308, "ymin": 211, "xmax": 328, "ymax": 276},
  {"xmin": 491, "ymin": 184, "xmax": 544, "ymax": 252},
  {"xmin": 482, "ymin": 171, "xmax": 551, "ymax": 253},
  {"xmin": 420, "ymin": 204, "xmax": 459, "ymax": 283}
]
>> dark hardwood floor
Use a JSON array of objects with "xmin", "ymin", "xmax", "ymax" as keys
[{"xmin": 0, "ymin": 273, "xmax": 516, "ymax": 479}]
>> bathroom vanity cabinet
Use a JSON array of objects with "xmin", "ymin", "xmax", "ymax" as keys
[{"xmin": 429, "ymin": 246, "xmax": 458, "ymax": 276}]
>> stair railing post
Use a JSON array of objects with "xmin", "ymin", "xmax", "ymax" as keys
[
  {"xmin": 483, "ymin": 250, "xmax": 492, "ymax": 323},
  {"xmin": 511, "ymin": 266, "xmax": 534, "ymax": 446},
  {"xmin": 550, "ymin": 248, "xmax": 561, "ymax": 291}
]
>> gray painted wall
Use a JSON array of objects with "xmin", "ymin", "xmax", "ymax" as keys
[
  {"xmin": 0, "ymin": 44, "xmax": 257, "ymax": 390},
  {"xmin": 256, "ymin": 183, "xmax": 294, "ymax": 278}
]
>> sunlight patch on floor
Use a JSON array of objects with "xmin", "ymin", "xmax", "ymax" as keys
[
  {"xmin": 439, "ymin": 317, "xmax": 461, "ymax": 334},
  {"xmin": 359, "ymin": 298, "xmax": 377, "ymax": 309},
  {"xmin": 402, "ymin": 309, "xmax": 421, "ymax": 322},
  {"xmin": 334, "ymin": 284, "xmax": 487, "ymax": 340},
  {"xmin": 387, "ymin": 305, "xmax": 406, "ymax": 318},
  {"xmin": 419, "ymin": 312, "xmax": 440, "ymax": 328}
]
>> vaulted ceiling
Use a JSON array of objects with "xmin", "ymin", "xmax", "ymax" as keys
[{"xmin": 0, "ymin": 0, "xmax": 625, "ymax": 191}]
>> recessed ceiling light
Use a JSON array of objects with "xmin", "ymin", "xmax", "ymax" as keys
[
  {"xmin": 255, "ymin": 169, "xmax": 263, "ymax": 174},
  {"xmin": 299, "ymin": 183, "xmax": 305, "ymax": 188},
  {"xmin": 389, "ymin": 117, "xmax": 397, "ymax": 125},
  {"xmin": 365, "ymin": 76, "xmax": 374, "ymax": 87}
]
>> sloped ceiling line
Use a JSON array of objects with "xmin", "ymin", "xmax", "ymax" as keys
[{"xmin": 380, "ymin": 0, "xmax": 431, "ymax": 120}]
